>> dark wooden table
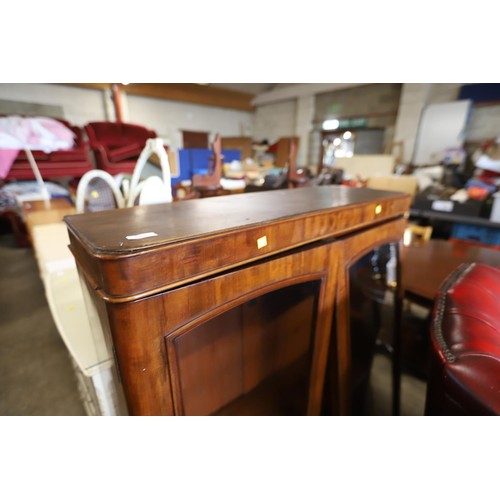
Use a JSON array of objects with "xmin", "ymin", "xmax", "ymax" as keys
[{"xmin": 403, "ymin": 239, "xmax": 500, "ymax": 304}]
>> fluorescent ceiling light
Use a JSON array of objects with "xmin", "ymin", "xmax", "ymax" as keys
[{"xmin": 323, "ymin": 119, "xmax": 339, "ymax": 130}]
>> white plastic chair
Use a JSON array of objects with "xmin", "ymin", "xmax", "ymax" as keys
[
  {"xmin": 76, "ymin": 138, "xmax": 173, "ymax": 211},
  {"xmin": 75, "ymin": 170, "xmax": 125, "ymax": 213},
  {"xmin": 126, "ymin": 138, "xmax": 173, "ymax": 207}
]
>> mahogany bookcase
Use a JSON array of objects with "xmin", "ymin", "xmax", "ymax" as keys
[{"xmin": 65, "ymin": 186, "xmax": 410, "ymax": 415}]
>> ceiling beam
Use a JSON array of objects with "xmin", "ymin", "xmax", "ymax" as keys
[
  {"xmin": 251, "ymin": 83, "xmax": 371, "ymax": 106},
  {"xmin": 59, "ymin": 83, "xmax": 255, "ymax": 112}
]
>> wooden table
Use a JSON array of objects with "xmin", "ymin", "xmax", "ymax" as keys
[
  {"xmin": 403, "ymin": 239, "xmax": 500, "ymax": 304},
  {"xmin": 22, "ymin": 198, "xmax": 75, "ymax": 242}
]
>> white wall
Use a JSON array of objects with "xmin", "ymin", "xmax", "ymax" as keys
[
  {"xmin": 393, "ymin": 83, "xmax": 431, "ymax": 163},
  {"xmin": 395, "ymin": 83, "xmax": 500, "ymax": 162},
  {"xmin": 413, "ymin": 100, "xmax": 472, "ymax": 165},
  {"xmin": 294, "ymin": 95, "xmax": 315, "ymax": 167},
  {"xmin": 0, "ymin": 83, "xmax": 109, "ymax": 125},
  {"xmin": 0, "ymin": 84, "xmax": 254, "ymax": 151},
  {"xmin": 252, "ymin": 100, "xmax": 297, "ymax": 144},
  {"xmin": 467, "ymin": 105, "xmax": 500, "ymax": 142},
  {"xmin": 254, "ymin": 83, "xmax": 500, "ymax": 168},
  {"xmin": 427, "ymin": 83, "xmax": 461, "ymax": 104},
  {"xmin": 3, "ymin": 83, "xmax": 497, "ymax": 168},
  {"xmin": 124, "ymin": 94, "xmax": 254, "ymax": 150}
]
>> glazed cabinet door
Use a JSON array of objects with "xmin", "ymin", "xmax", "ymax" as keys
[
  {"xmin": 331, "ymin": 218, "xmax": 406, "ymax": 415},
  {"xmin": 105, "ymin": 241, "xmax": 340, "ymax": 415}
]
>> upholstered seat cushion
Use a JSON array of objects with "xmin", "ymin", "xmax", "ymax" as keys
[
  {"xmin": 47, "ymin": 149, "xmax": 88, "ymax": 162},
  {"xmin": 7, "ymin": 160, "xmax": 93, "ymax": 177},
  {"xmin": 441, "ymin": 356, "xmax": 500, "ymax": 414},
  {"xmin": 14, "ymin": 148, "xmax": 87, "ymax": 162},
  {"xmin": 107, "ymin": 142, "xmax": 144, "ymax": 162},
  {"xmin": 16, "ymin": 150, "xmax": 50, "ymax": 161},
  {"xmin": 426, "ymin": 263, "xmax": 500, "ymax": 415}
]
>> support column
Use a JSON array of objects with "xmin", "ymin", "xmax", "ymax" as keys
[
  {"xmin": 111, "ymin": 84, "xmax": 124, "ymax": 123},
  {"xmin": 295, "ymin": 95, "xmax": 315, "ymax": 167},
  {"xmin": 102, "ymin": 88, "xmax": 114, "ymax": 121},
  {"xmin": 393, "ymin": 83, "xmax": 432, "ymax": 164}
]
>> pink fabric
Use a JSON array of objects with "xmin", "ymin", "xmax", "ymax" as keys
[
  {"xmin": 0, "ymin": 116, "xmax": 75, "ymax": 179},
  {"xmin": 0, "ymin": 149, "xmax": 19, "ymax": 178}
]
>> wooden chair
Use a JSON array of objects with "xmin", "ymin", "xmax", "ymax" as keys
[
  {"xmin": 403, "ymin": 223, "xmax": 433, "ymax": 247},
  {"xmin": 192, "ymin": 134, "xmax": 223, "ymax": 196}
]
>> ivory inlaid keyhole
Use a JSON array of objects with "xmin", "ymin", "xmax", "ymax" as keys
[{"xmin": 257, "ymin": 236, "xmax": 268, "ymax": 249}]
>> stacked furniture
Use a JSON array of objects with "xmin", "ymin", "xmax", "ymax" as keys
[
  {"xmin": 3, "ymin": 117, "xmax": 93, "ymax": 181},
  {"xmin": 85, "ymin": 121, "xmax": 164, "ymax": 175}
]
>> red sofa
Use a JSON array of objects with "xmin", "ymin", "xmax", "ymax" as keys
[
  {"xmin": 3, "ymin": 117, "xmax": 93, "ymax": 181},
  {"xmin": 85, "ymin": 122, "xmax": 165, "ymax": 175}
]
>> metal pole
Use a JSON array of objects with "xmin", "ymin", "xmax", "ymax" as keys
[
  {"xmin": 111, "ymin": 84, "xmax": 124, "ymax": 123},
  {"xmin": 24, "ymin": 148, "xmax": 51, "ymax": 208}
]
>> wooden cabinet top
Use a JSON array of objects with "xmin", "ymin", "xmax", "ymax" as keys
[
  {"xmin": 65, "ymin": 186, "xmax": 410, "ymax": 301},
  {"xmin": 66, "ymin": 186, "xmax": 408, "ymax": 254}
]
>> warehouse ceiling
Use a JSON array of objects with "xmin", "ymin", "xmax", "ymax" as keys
[{"xmin": 208, "ymin": 83, "xmax": 288, "ymax": 94}]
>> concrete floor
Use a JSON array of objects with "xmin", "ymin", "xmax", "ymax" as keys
[
  {"xmin": 0, "ymin": 231, "xmax": 426, "ymax": 416},
  {"xmin": 367, "ymin": 353, "xmax": 426, "ymax": 416},
  {"xmin": 0, "ymin": 233, "xmax": 85, "ymax": 416}
]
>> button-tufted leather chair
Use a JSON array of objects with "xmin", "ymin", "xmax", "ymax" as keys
[{"xmin": 425, "ymin": 263, "xmax": 500, "ymax": 415}]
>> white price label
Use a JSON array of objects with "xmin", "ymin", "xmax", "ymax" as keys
[{"xmin": 431, "ymin": 200, "xmax": 454, "ymax": 212}]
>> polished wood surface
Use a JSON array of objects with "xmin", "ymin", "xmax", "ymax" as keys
[
  {"xmin": 65, "ymin": 186, "xmax": 409, "ymax": 301},
  {"xmin": 403, "ymin": 239, "xmax": 500, "ymax": 302},
  {"xmin": 65, "ymin": 186, "xmax": 408, "ymax": 254},
  {"xmin": 105, "ymin": 242, "xmax": 338, "ymax": 415},
  {"xmin": 67, "ymin": 186, "xmax": 411, "ymax": 415}
]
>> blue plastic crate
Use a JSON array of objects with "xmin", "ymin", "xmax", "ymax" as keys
[
  {"xmin": 176, "ymin": 149, "xmax": 193, "ymax": 182},
  {"xmin": 178, "ymin": 148, "xmax": 242, "ymax": 177},
  {"xmin": 451, "ymin": 223, "xmax": 500, "ymax": 246}
]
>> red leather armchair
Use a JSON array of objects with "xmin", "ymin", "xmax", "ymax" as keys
[
  {"xmin": 425, "ymin": 263, "xmax": 500, "ymax": 415},
  {"xmin": 4, "ymin": 118, "xmax": 93, "ymax": 180},
  {"xmin": 85, "ymin": 121, "xmax": 162, "ymax": 175}
]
